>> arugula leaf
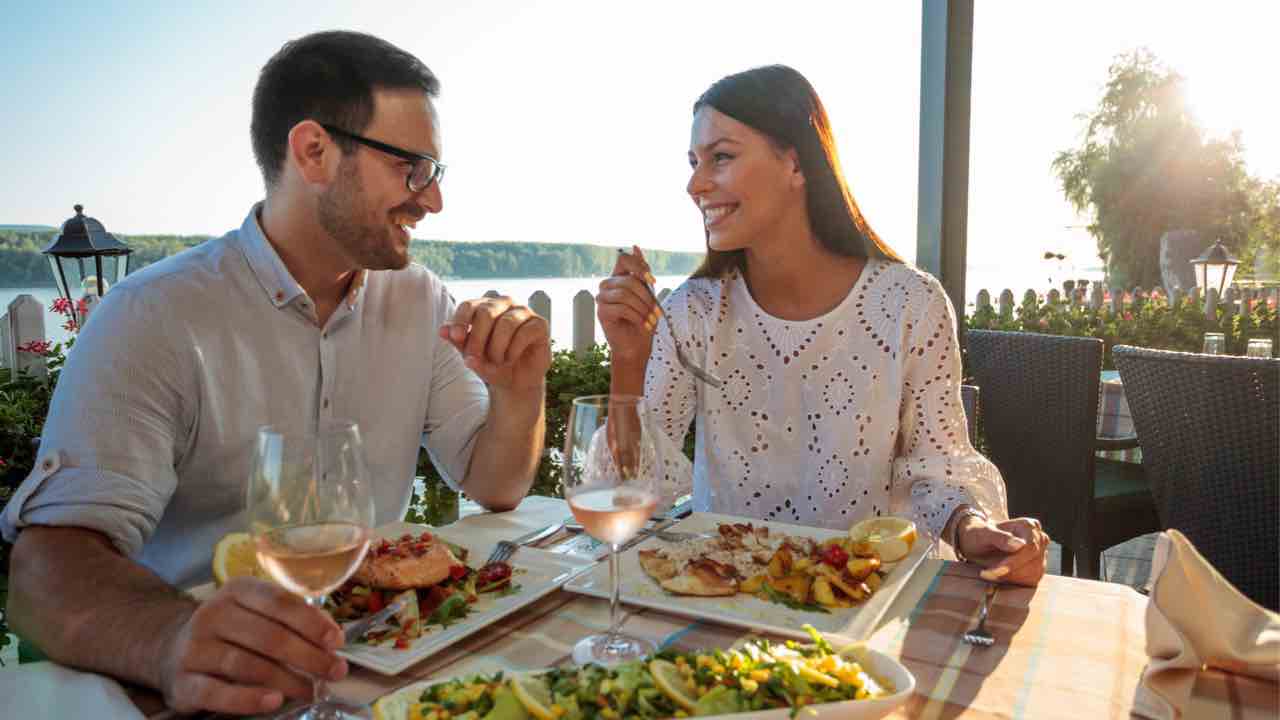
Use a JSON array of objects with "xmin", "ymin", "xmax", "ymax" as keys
[
  {"xmin": 427, "ymin": 593, "xmax": 471, "ymax": 628},
  {"xmin": 761, "ymin": 584, "xmax": 831, "ymax": 614}
]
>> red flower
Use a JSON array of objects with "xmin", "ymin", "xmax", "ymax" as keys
[
  {"xmin": 62, "ymin": 318, "xmax": 79, "ymax": 333},
  {"xmin": 16, "ymin": 340, "xmax": 53, "ymax": 355},
  {"xmin": 76, "ymin": 297, "xmax": 90, "ymax": 315},
  {"xmin": 51, "ymin": 297, "xmax": 72, "ymax": 315},
  {"xmin": 1123, "ymin": 312, "xmax": 1134, "ymax": 321}
]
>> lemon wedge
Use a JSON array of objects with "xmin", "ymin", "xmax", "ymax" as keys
[
  {"xmin": 510, "ymin": 675, "xmax": 556, "ymax": 720},
  {"xmin": 212, "ymin": 532, "xmax": 265, "ymax": 587},
  {"xmin": 848, "ymin": 517, "xmax": 917, "ymax": 564},
  {"xmin": 370, "ymin": 687, "xmax": 415, "ymax": 720},
  {"xmin": 649, "ymin": 658, "xmax": 698, "ymax": 711}
]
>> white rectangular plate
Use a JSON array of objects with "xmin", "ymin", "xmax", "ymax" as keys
[
  {"xmin": 338, "ymin": 522, "xmax": 594, "ymax": 675},
  {"xmin": 562, "ymin": 512, "xmax": 931, "ymax": 642}
]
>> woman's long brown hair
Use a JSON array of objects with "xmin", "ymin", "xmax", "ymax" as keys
[{"xmin": 690, "ymin": 65, "xmax": 902, "ymax": 279}]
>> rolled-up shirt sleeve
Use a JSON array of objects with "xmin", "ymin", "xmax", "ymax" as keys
[
  {"xmin": 421, "ymin": 286, "xmax": 489, "ymax": 491},
  {"xmin": 1, "ymin": 286, "xmax": 187, "ymax": 558}
]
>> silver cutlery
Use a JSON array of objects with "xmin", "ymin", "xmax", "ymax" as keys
[
  {"xmin": 483, "ymin": 521, "xmax": 564, "ymax": 566},
  {"xmin": 618, "ymin": 248, "xmax": 722, "ymax": 388},
  {"xmin": 343, "ymin": 594, "xmax": 409, "ymax": 645},
  {"xmin": 563, "ymin": 520, "xmax": 710, "ymax": 544},
  {"xmin": 963, "ymin": 583, "xmax": 998, "ymax": 647}
]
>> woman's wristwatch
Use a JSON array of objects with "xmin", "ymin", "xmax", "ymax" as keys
[{"xmin": 949, "ymin": 505, "xmax": 987, "ymax": 562}]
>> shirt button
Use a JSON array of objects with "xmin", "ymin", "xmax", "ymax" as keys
[
  {"xmin": 274, "ymin": 291, "xmax": 284, "ymax": 301},
  {"xmin": 322, "ymin": 332, "xmax": 328, "ymax": 339},
  {"xmin": 323, "ymin": 398, "xmax": 330, "ymax": 409},
  {"xmin": 42, "ymin": 458, "xmax": 53, "ymax": 470}
]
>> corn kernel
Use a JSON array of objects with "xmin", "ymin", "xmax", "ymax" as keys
[
  {"xmin": 550, "ymin": 704, "xmax": 565, "ymax": 717},
  {"xmin": 710, "ymin": 662, "xmax": 725, "ymax": 674},
  {"xmin": 696, "ymin": 655, "xmax": 713, "ymax": 668},
  {"xmin": 674, "ymin": 712, "xmax": 689, "ymax": 718},
  {"xmin": 740, "ymin": 678, "xmax": 760, "ymax": 694},
  {"xmin": 750, "ymin": 669, "xmax": 771, "ymax": 682},
  {"xmin": 856, "ymin": 688, "xmax": 870, "ymax": 700},
  {"xmin": 600, "ymin": 709, "xmax": 618, "ymax": 720}
]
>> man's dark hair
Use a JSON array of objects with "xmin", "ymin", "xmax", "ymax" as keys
[{"xmin": 251, "ymin": 31, "xmax": 440, "ymax": 188}]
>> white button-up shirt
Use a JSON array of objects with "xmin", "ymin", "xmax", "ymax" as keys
[{"xmin": 1, "ymin": 204, "xmax": 489, "ymax": 588}]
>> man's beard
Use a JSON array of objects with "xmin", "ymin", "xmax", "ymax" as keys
[{"xmin": 317, "ymin": 159, "xmax": 410, "ymax": 271}]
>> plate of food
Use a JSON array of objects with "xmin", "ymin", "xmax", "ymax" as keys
[
  {"xmin": 332, "ymin": 522, "xmax": 596, "ymax": 675},
  {"xmin": 370, "ymin": 625, "xmax": 914, "ymax": 720},
  {"xmin": 208, "ymin": 521, "xmax": 595, "ymax": 676},
  {"xmin": 562, "ymin": 513, "xmax": 931, "ymax": 642}
]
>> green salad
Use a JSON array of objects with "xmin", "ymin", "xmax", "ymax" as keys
[{"xmin": 372, "ymin": 626, "xmax": 892, "ymax": 720}]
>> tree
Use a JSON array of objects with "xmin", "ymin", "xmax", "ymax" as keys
[{"xmin": 1053, "ymin": 49, "xmax": 1257, "ymax": 288}]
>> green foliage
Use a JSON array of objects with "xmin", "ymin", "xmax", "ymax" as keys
[
  {"xmin": 966, "ymin": 291, "xmax": 1278, "ymax": 369},
  {"xmin": 0, "ymin": 338, "xmax": 72, "ymax": 663},
  {"xmin": 405, "ymin": 344, "xmax": 614, "ymax": 525},
  {"xmin": 0, "ymin": 229, "xmax": 703, "ymax": 286},
  {"xmin": 1051, "ymin": 49, "xmax": 1270, "ymax": 288}
]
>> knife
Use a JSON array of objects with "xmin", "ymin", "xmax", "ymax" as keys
[
  {"xmin": 343, "ymin": 594, "xmax": 409, "ymax": 645},
  {"xmin": 509, "ymin": 521, "xmax": 564, "ymax": 548}
]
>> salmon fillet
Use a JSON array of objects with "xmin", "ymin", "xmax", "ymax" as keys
[{"xmin": 353, "ymin": 532, "xmax": 462, "ymax": 590}]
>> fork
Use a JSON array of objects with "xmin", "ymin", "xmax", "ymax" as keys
[
  {"xmin": 483, "ymin": 522, "xmax": 564, "ymax": 566},
  {"xmin": 963, "ymin": 583, "xmax": 998, "ymax": 647},
  {"xmin": 618, "ymin": 248, "xmax": 722, "ymax": 388}
]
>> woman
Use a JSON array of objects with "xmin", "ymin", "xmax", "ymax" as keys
[{"xmin": 598, "ymin": 65, "xmax": 1049, "ymax": 585}]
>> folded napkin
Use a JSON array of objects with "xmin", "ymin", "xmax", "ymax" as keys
[
  {"xmin": 1134, "ymin": 529, "xmax": 1280, "ymax": 719},
  {"xmin": 0, "ymin": 661, "xmax": 145, "ymax": 720},
  {"xmin": 446, "ymin": 494, "xmax": 571, "ymax": 548}
]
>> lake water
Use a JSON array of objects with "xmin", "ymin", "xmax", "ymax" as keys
[{"xmin": 1, "ymin": 265, "xmax": 1103, "ymax": 351}]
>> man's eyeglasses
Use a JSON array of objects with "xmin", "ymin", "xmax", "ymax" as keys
[{"xmin": 320, "ymin": 123, "xmax": 446, "ymax": 192}]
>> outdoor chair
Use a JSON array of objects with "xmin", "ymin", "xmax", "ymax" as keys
[
  {"xmin": 1113, "ymin": 345, "xmax": 1279, "ymax": 610},
  {"xmin": 960, "ymin": 384, "xmax": 979, "ymax": 446},
  {"xmin": 967, "ymin": 330, "xmax": 1144, "ymax": 578}
]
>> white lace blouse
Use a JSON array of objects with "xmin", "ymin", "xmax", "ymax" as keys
[{"xmin": 646, "ymin": 259, "xmax": 1008, "ymax": 554}]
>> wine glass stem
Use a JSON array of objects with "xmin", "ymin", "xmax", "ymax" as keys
[
  {"xmin": 306, "ymin": 595, "xmax": 330, "ymax": 704},
  {"xmin": 608, "ymin": 542, "xmax": 622, "ymax": 642}
]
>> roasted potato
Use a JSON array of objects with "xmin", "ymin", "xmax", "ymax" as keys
[
  {"xmin": 767, "ymin": 546, "xmax": 794, "ymax": 578},
  {"xmin": 767, "ymin": 574, "xmax": 811, "ymax": 603},
  {"xmin": 865, "ymin": 572, "xmax": 883, "ymax": 592},
  {"xmin": 845, "ymin": 556, "xmax": 881, "ymax": 582},
  {"xmin": 740, "ymin": 573, "xmax": 768, "ymax": 594},
  {"xmin": 812, "ymin": 576, "xmax": 837, "ymax": 606}
]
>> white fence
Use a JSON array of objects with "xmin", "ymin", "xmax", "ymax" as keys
[
  {"xmin": 4, "ymin": 283, "xmax": 1275, "ymax": 374},
  {"xmin": 972, "ymin": 282, "xmax": 1280, "ymax": 322}
]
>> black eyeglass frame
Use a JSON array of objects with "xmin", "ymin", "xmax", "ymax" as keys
[{"xmin": 320, "ymin": 123, "xmax": 446, "ymax": 192}]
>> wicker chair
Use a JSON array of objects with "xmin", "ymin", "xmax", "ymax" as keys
[
  {"xmin": 960, "ymin": 384, "xmax": 979, "ymax": 446},
  {"xmin": 966, "ymin": 330, "xmax": 1104, "ymax": 576},
  {"xmin": 1113, "ymin": 345, "xmax": 1279, "ymax": 610}
]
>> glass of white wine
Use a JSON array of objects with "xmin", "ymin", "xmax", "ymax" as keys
[
  {"xmin": 249, "ymin": 420, "xmax": 375, "ymax": 720},
  {"xmin": 564, "ymin": 394, "xmax": 659, "ymax": 665}
]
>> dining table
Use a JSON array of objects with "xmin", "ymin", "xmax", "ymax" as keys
[{"xmin": 2, "ymin": 495, "xmax": 1275, "ymax": 720}]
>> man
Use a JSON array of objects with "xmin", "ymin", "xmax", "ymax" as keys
[{"xmin": 1, "ymin": 31, "xmax": 550, "ymax": 715}]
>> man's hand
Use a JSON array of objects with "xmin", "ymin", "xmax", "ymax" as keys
[
  {"xmin": 439, "ymin": 295, "xmax": 551, "ymax": 393},
  {"xmin": 956, "ymin": 516, "xmax": 1050, "ymax": 587},
  {"xmin": 159, "ymin": 578, "xmax": 347, "ymax": 715}
]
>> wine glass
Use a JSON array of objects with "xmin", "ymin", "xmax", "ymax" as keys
[
  {"xmin": 248, "ymin": 421, "xmax": 375, "ymax": 720},
  {"xmin": 564, "ymin": 394, "xmax": 659, "ymax": 665}
]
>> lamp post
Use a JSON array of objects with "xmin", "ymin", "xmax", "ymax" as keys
[
  {"xmin": 1190, "ymin": 239, "xmax": 1239, "ymax": 297},
  {"xmin": 41, "ymin": 204, "xmax": 133, "ymax": 328}
]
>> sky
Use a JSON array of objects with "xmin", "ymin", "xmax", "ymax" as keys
[{"xmin": 2, "ymin": 1, "xmax": 1277, "ymax": 281}]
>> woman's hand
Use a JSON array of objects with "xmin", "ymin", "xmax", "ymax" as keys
[
  {"xmin": 597, "ymin": 246, "xmax": 661, "ymax": 366},
  {"xmin": 956, "ymin": 515, "xmax": 1050, "ymax": 587}
]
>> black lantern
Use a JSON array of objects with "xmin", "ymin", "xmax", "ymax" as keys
[
  {"xmin": 1190, "ymin": 239, "xmax": 1239, "ymax": 297},
  {"xmin": 42, "ymin": 204, "xmax": 133, "ymax": 327}
]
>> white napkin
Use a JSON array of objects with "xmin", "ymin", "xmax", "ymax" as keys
[
  {"xmin": 0, "ymin": 661, "xmax": 145, "ymax": 720},
  {"xmin": 445, "ymin": 495, "xmax": 571, "ymax": 549},
  {"xmin": 1133, "ymin": 529, "xmax": 1280, "ymax": 719}
]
